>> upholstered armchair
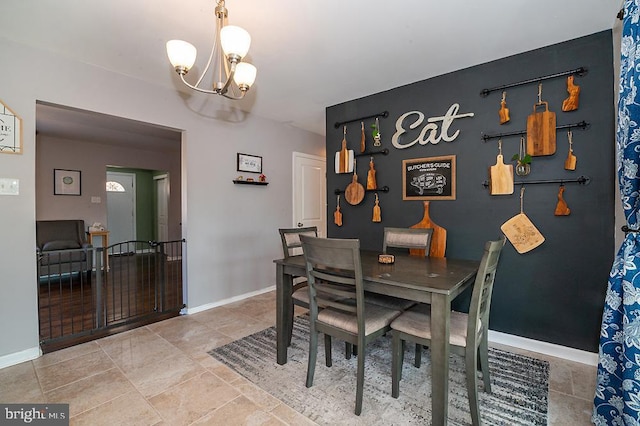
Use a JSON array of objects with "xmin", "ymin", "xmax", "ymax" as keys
[{"xmin": 36, "ymin": 220, "xmax": 93, "ymax": 278}]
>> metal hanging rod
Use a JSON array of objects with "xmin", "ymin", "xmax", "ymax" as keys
[
  {"xmin": 334, "ymin": 186, "xmax": 389, "ymax": 195},
  {"xmin": 482, "ymin": 121, "xmax": 589, "ymax": 142},
  {"xmin": 480, "ymin": 67, "xmax": 588, "ymax": 97},
  {"xmin": 355, "ymin": 148, "xmax": 389, "ymax": 158},
  {"xmin": 482, "ymin": 175, "xmax": 590, "ymax": 188},
  {"xmin": 334, "ymin": 111, "xmax": 389, "ymax": 129}
]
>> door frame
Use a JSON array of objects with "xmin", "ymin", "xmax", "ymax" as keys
[
  {"xmin": 106, "ymin": 170, "xmax": 137, "ymax": 244},
  {"xmin": 292, "ymin": 152, "xmax": 327, "ymax": 236},
  {"xmin": 153, "ymin": 173, "xmax": 169, "ymax": 242}
]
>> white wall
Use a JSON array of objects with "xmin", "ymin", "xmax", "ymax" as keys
[{"xmin": 0, "ymin": 37, "xmax": 324, "ymax": 364}]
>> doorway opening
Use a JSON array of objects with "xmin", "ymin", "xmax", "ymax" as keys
[{"xmin": 35, "ymin": 101, "xmax": 185, "ymax": 352}]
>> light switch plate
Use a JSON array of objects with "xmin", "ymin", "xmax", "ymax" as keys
[
  {"xmin": 91, "ymin": 196, "xmax": 101, "ymax": 203},
  {"xmin": 0, "ymin": 178, "xmax": 19, "ymax": 195}
]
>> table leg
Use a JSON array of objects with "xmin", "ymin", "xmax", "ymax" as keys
[
  {"xmin": 430, "ymin": 293, "xmax": 451, "ymax": 425},
  {"xmin": 276, "ymin": 263, "xmax": 292, "ymax": 365}
]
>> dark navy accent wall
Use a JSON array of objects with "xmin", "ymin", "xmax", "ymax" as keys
[{"xmin": 326, "ymin": 31, "xmax": 615, "ymax": 352}]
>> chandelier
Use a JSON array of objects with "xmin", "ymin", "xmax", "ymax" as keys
[{"xmin": 166, "ymin": 0, "xmax": 257, "ymax": 100}]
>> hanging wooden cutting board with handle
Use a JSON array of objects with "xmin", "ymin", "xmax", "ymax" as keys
[
  {"xmin": 489, "ymin": 153, "xmax": 514, "ymax": 195},
  {"xmin": 526, "ymin": 101, "xmax": 556, "ymax": 156},
  {"xmin": 410, "ymin": 201, "xmax": 446, "ymax": 258},
  {"xmin": 500, "ymin": 188, "xmax": 544, "ymax": 254},
  {"xmin": 344, "ymin": 161, "xmax": 364, "ymax": 205},
  {"xmin": 501, "ymin": 213, "xmax": 545, "ymax": 254}
]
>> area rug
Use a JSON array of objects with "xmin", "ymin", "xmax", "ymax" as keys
[{"xmin": 209, "ymin": 315, "xmax": 549, "ymax": 425}]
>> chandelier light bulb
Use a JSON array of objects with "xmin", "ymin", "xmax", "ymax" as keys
[
  {"xmin": 234, "ymin": 62, "xmax": 257, "ymax": 89},
  {"xmin": 166, "ymin": 40, "xmax": 197, "ymax": 73},
  {"xmin": 220, "ymin": 25, "xmax": 251, "ymax": 59}
]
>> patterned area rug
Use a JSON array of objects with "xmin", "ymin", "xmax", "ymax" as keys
[{"xmin": 209, "ymin": 315, "xmax": 549, "ymax": 425}]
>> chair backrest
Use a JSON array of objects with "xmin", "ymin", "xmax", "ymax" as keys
[
  {"xmin": 36, "ymin": 220, "xmax": 87, "ymax": 249},
  {"xmin": 299, "ymin": 235, "xmax": 365, "ymax": 321},
  {"xmin": 467, "ymin": 236, "xmax": 506, "ymax": 345},
  {"xmin": 278, "ymin": 226, "xmax": 318, "ymax": 258},
  {"xmin": 382, "ymin": 227, "xmax": 433, "ymax": 257}
]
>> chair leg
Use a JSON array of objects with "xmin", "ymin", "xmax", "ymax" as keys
[
  {"xmin": 306, "ymin": 330, "xmax": 318, "ymax": 388},
  {"xmin": 355, "ymin": 345, "xmax": 365, "ymax": 415},
  {"xmin": 466, "ymin": 346, "xmax": 481, "ymax": 426},
  {"xmin": 345, "ymin": 342, "xmax": 352, "ymax": 360},
  {"xmin": 353, "ymin": 344, "xmax": 358, "ymax": 356},
  {"xmin": 324, "ymin": 334, "xmax": 333, "ymax": 367},
  {"xmin": 286, "ymin": 302, "xmax": 295, "ymax": 347},
  {"xmin": 478, "ymin": 337, "xmax": 491, "ymax": 393},
  {"xmin": 391, "ymin": 332, "xmax": 403, "ymax": 398},
  {"xmin": 414, "ymin": 343, "xmax": 422, "ymax": 368}
]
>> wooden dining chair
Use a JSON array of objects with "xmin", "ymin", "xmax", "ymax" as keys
[
  {"xmin": 382, "ymin": 227, "xmax": 434, "ymax": 256},
  {"xmin": 389, "ymin": 237, "xmax": 506, "ymax": 426},
  {"xmin": 300, "ymin": 235, "xmax": 402, "ymax": 416},
  {"xmin": 278, "ymin": 227, "xmax": 318, "ymax": 346},
  {"xmin": 365, "ymin": 227, "xmax": 435, "ymax": 313}
]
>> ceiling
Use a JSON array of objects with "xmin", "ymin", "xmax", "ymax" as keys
[{"xmin": 1, "ymin": 0, "xmax": 622, "ymax": 141}]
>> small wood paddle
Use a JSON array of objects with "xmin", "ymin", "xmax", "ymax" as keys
[
  {"xmin": 564, "ymin": 131, "xmax": 577, "ymax": 171},
  {"xmin": 372, "ymin": 193, "xmax": 381, "ymax": 222},
  {"xmin": 334, "ymin": 195, "xmax": 343, "ymax": 226},
  {"xmin": 345, "ymin": 159, "xmax": 364, "ymax": 205},
  {"xmin": 554, "ymin": 185, "xmax": 571, "ymax": 216},
  {"xmin": 360, "ymin": 121, "xmax": 366, "ymax": 153},
  {"xmin": 489, "ymin": 140, "xmax": 514, "ymax": 195},
  {"xmin": 410, "ymin": 201, "xmax": 446, "ymax": 258}
]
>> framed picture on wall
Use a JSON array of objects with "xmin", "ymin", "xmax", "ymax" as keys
[
  {"xmin": 0, "ymin": 99, "xmax": 23, "ymax": 155},
  {"xmin": 402, "ymin": 155, "xmax": 456, "ymax": 200},
  {"xmin": 54, "ymin": 169, "xmax": 81, "ymax": 195},
  {"xmin": 237, "ymin": 153, "xmax": 262, "ymax": 173}
]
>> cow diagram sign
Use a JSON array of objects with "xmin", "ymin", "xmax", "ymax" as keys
[{"xmin": 402, "ymin": 155, "xmax": 456, "ymax": 200}]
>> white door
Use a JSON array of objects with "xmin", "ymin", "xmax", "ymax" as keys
[
  {"xmin": 106, "ymin": 171, "xmax": 136, "ymax": 247},
  {"xmin": 293, "ymin": 153, "xmax": 326, "ymax": 236},
  {"xmin": 154, "ymin": 174, "xmax": 169, "ymax": 241}
]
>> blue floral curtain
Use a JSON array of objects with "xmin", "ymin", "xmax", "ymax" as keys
[{"xmin": 593, "ymin": 3, "xmax": 640, "ymax": 425}]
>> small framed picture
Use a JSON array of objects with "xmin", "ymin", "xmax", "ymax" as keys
[
  {"xmin": 237, "ymin": 153, "xmax": 262, "ymax": 173},
  {"xmin": 402, "ymin": 155, "xmax": 456, "ymax": 200},
  {"xmin": 54, "ymin": 169, "xmax": 81, "ymax": 196}
]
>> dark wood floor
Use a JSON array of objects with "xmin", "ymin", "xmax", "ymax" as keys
[{"xmin": 38, "ymin": 252, "xmax": 183, "ymax": 353}]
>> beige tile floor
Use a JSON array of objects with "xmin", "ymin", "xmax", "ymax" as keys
[{"xmin": 0, "ymin": 291, "xmax": 596, "ymax": 425}]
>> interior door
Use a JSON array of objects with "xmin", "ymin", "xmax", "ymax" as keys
[
  {"xmin": 154, "ymin": 174, "xmax": 169, "ymax": 241},
  {"xmin": 106, "ymin": 171, "xmax": 136, "ymax": 247},
  {"xmin": 293, "ymin": 153, "xmax": 326, "ymax": 236}
]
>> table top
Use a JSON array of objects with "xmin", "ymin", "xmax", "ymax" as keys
[{"xmin": 275, "ymin": 250, "xmax": 479, "ymax": 297}]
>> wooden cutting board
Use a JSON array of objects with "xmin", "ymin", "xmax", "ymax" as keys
[
  {"xmin": 500, "ymin": 213, "xmax": 545, "ymax": 254},
  {"xmin": 489, "ymin": 154, "xmax": 514, "ymax": 195},
  {"xmin": 526, "ymin": 101, "xmax": 556, "ymax": 156},
  {"xmin": 410, "ymin": 201, "xmax": 446, "ymax": 258}
]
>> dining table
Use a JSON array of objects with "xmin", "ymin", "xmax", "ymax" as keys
[{"xmin": 274, "ymin": 249, "xmax": 480, "ymax": 425}]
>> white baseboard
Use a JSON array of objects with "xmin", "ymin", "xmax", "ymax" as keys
[
  {"xmin": 489, "ymin": 330, "xmax": 598, "ymax": 366},
  {"xmin": 0, "ymin": 346, "xmax": 41, "ymax": 370},
  {"xmin": 184, "ymin": 285, "xmax": 276, "ymax": 315}
]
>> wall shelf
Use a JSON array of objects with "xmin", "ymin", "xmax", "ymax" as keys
[{"xmin": 233, "ymin": 180, "xmax": 269, "ymax": 186}]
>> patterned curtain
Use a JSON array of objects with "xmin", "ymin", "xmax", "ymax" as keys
[{"xmin": 593, "ymin": 3, "xmax": 640, "ymax": 425}]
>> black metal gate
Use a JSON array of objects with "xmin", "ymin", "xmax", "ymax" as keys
[{"xmin": 38, "ymin": 239, "xmax": 185, "ymax": 352}]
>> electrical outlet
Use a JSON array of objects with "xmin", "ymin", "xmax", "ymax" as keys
[{"xmin": 0, "ymin": 178, "xmax": 19, "ymax": 195}]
